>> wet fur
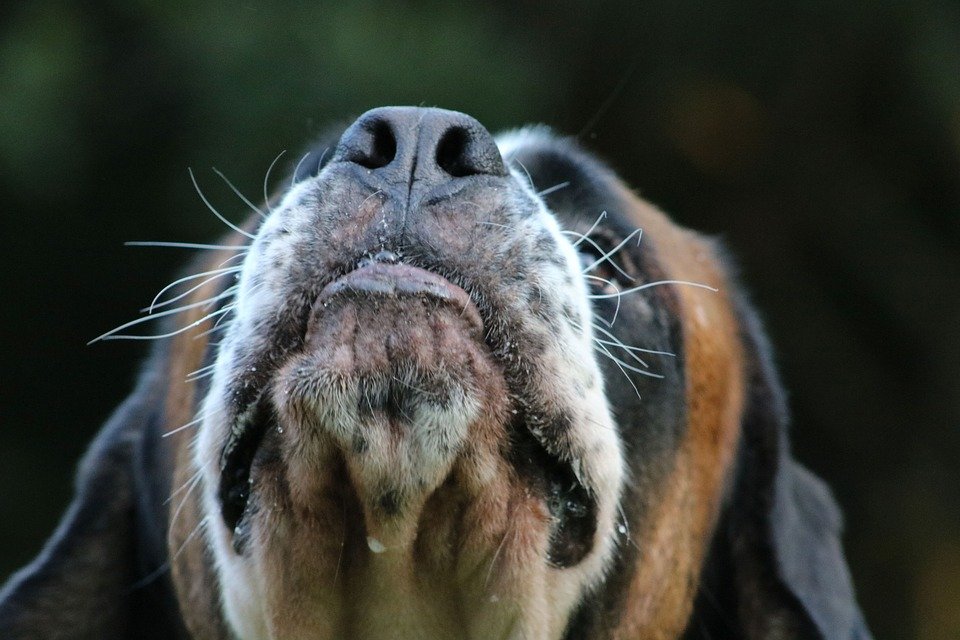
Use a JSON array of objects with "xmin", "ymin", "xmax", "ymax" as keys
[{"xmin": 0, "ymin": 119, "xmax": 871, "ymax": 639}]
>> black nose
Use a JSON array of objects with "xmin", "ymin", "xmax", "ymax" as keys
[{"xmin": 332, "ymin": 107, "xmax": 508, "ymax": 187}]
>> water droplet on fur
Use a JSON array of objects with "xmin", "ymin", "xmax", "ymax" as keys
[
  {"xmin": 367, "ymin": 537, "xmax": 386, "ymax": 553},
  {"xmin": 617, "ymin": 524, "xmax": 627, "ymax": 535}
]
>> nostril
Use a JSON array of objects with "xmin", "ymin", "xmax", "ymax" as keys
[
  {"xmin": 345, "ymin": 118, "xmax": 397, "ymax": 170},
  {"xmin": 436, "ymin": 127, "xmax": 475, "ymax": 178},
  {"xmin": 435, "ymin": 123, "xmax": 507, "ymax": 178}
]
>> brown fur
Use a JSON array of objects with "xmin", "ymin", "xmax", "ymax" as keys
[
  {"xmin": 166, "ymin": 240, "xmax": 249, "ymax": 639},
  {"xmin": 613, "ymin": 189, "xmax": 744, "ymax": 639}
]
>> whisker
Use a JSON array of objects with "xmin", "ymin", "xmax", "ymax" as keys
[
  {"xmin": 537, "ymin": 181, "xmax": 570, "ymax": 197},
  {"xmin": 588, "ymin": 321, "xmax": 675, "ymax": 357},
  {"xmin": 291, "ymin": 151, "xmax": 312, "ymax": 188},
  {"xmin": 358, "ymin": 189, "xmax": 384, "ymax": 211},
  {"xmin": 594, "ymin": 342, "xmax": 663, "ymax": 379},
  {"xmin": 165, "ymin": 468, "xmax": 203, "ymax": 505},
  {"xmin": 571, "ymin": 211, "xmax": 607, "ymax": 248},
  {"xmin": 147, "ymin": 273, "xmax": 238, "ymax": 314},
  {"xmin": 212, "ymin": 167, "xmax": 265, "ymax": 220},
  {"xmin": 592, "ymin": 337, "xmax": 672, "ymax": 363},
  {"xmin": 186, "ymin": 363, "xmax": 218, "ymax": 382},
  {"xmin": 169, "ymin": 474, "xmax": 204, "ymax": 528},
  {"xmin": 589, "ymin": 279, "xmax": 718, "ymax": 299},
  {"xmin": 194, "ymin": 304, "xmax": 236, "ymax": 338},
  {"xmin": 572, "ymin": 234, "xmax": 635, "ymax": 283},
  {"xmin": 584, "ymin": 274, "xmax": 623, "ymax": 322},
  {"xmin": 188, "ymin": 168, "xmax": 256, "ymax": 240},
  {"xmin": 580, "ymin": 227, "xmax": 642, "ymax": 279},
  {"xmin": 161, "ymin": 514, "xmax": 211, "ymax": 583},
  {"xmin": 130, "ymin": 494, "xmax": 209, "ymax": 591},
  {"xmin": 216, "ymin": 252, "xmax": 247, "ymax": 268},
  {"xmin": 513, "ymin": 158, "xmax": 535, "ymax": 190},
  {"xmin": 92, "ymin": 304, "xmax": 236, "ymax": 343},
  {"xmin": 148, "ymin": 266, "xmax": 241, "ymax": 313},
  {"xmin": 125, "ymin": 240, "xmax": 249, "ymax": 252},
  {"xmin": 163, "ymin": 414, "xmax": 208, "ymax": 438},
  {"xmin": 597, "ymin": 344, "xmax": 663, "ymax": 400},
  {"xmin": 573, "ymin": 318, "xmax": 657, "ymax": 370},
  {"xmin": 591, "ymin": 336, "xmax": 649, "ymax": 369},
  {"xmin": 593, "ymin": 341, "xmax": 645, "ymax": 398},
  {"xmin": 91, "ymin": 296, "xmax": 234, "ymax": 344},
  {"xmin": 263, "ymin": 150, "xmax": 287, "ymax": 214}
]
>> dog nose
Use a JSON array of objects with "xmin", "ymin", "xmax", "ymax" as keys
[{"xmin": 332, "ymin": 107, "xmax": 508, "ymax": 187}]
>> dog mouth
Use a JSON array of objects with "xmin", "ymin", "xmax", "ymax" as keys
[{"xmin": 216, "ymin": 256, "xmax": 599, "ymax": 566}]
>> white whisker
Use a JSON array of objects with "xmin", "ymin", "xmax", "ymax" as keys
[
  {"xmin": 263, "ymin": 150, "xmax": 287, "ymax": 214},
  {"xmin": 537, "ymin": 181, "xmax": 570, "ymax": 197},
  {"xmin": 593, "ymin": 341, "xmax": 645, "ymax": 397},
  {"xmin": 165, "ymin": 468, "xmax": 203, "ymax": 504},
  {"xmin": 147, "ymin": 273, "xmax": 238, "ymax": 314},
  {"xmin": 589, "ymin": 321, "xmax": 675, "ymax": 357},
  {"xmin": 194, "ymin": 304, "xmax": 236, "ymax": 339},
  {"xmin": 186, "ymin": 363, "xmax": 218, "ymax": 382},
  {"xmin": 513, "ymin": 158, "xmax": 535, "ymax": 190},
  {"xmin": 163, "ymin": 415, "xmax": 207, "ymax": 438},
  {"xmin": 212, "ymin": 167, "xmax": 266, "ymax": 220},
  {"xmin": 148, "ymin": 267, "xmax": 241, "ymax": 313},
  {"xmin": 91, "ymin": 304, "xmax": 235, "ymax": 343},
  {"xmin": 571, "ymin": 211, "xmax": 607, "ymax": 248},
  {"xmin": 358, "ymin": 189, "xmax": 384, "ymax": 211},
  {"xmin": 290, "ymin": 149, "xmax": 312, "ymax": 189},
  {"xmin": 592, "ymin": 336, "xmax": 649, "ymax": 368},
  {"xmin": 594, "ymin": 341, "xmax": 663, "ymax": 379},
  {"xmin": 584, "ymin": 274, "xmax": 623, "ymax": 323},
  {"xmin": 125, "ymin": 240, "xmax": 248, "ymax": 251},
  {"xmin": 580, "ymin": 227, "xmax": 642, "ymax": 279},
  {"xmin": 589, "ymin": 279, "xmax": 718, "ymax": 299},
  {"xmin": 188, "ymin": 168, "xmax": 256, "ymax": 240}
]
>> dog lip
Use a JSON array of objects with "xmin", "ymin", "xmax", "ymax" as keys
[
  {"xmin": 219, "ymin": 262, "xmax": 485, "ymax": 534},
  {"xmin": 315, "ymin": 261, "xmax": 483, "ymax": 335}
]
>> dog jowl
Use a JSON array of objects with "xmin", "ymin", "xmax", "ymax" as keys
[{"xmin": 0, "ymin": 107, "xmax": 873, "ymax": 640}]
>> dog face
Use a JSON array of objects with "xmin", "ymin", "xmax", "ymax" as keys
[{"xmin": 0, "ymin": 108, "xmax": 873, "ymax": 640}]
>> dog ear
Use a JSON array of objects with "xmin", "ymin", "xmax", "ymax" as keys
[
  {"xmin": 767, "ymin": 456, "xmax": 874, "ymax": 639},
  {"xmin": 713, "ymin": 296, "xmax": 874, "ymax": 640},
  {"xmin": 0, "ymin": 366, "xmax": 184, "ymax": 639}
]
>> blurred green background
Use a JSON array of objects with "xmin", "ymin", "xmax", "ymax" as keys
[{"xmin": 1, "ymin": 1, "xmax": 958, "ymax": 637}]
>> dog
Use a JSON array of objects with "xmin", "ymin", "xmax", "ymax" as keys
[{"xmin": 0, "ymin": 107, "xmax": 873, "ymax": 639}]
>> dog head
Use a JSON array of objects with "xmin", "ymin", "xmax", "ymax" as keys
[{"xmin": 0, "ymin": 108, "xmax": 872, "ymax": 639}]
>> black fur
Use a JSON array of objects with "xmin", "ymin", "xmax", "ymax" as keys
[{"xmin": 0, "ymin": 350, "xmax": 189, "ymax": 639}]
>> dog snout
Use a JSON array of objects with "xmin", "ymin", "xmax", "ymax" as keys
[{"xmin": 332, "ymin": 106, "xmax": 508, "ymax": 191}]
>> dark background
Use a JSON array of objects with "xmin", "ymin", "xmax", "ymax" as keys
[{"xmin": 1, "ymin": 2, "xmax": 958, "ymax": 637}]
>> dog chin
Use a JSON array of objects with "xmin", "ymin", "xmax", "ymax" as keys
[{"xmin": 272, "ymin": 264, "xmax": 497, "ymax": 548}]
